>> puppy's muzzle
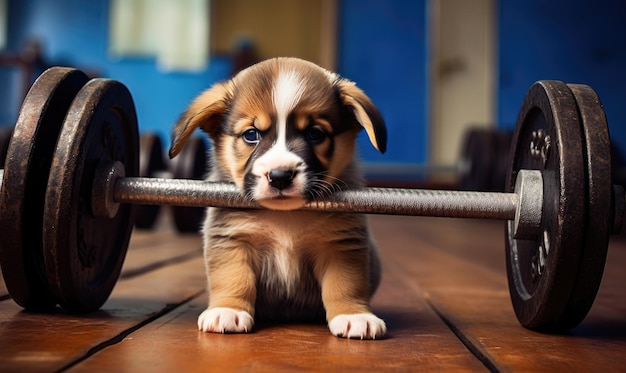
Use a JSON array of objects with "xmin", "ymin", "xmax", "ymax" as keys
[{"xmin": 267, "ymin": 169, "xmax": 297, "ymax": 191}]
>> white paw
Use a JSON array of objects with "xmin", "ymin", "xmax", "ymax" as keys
[
  {"xmin": 197, "ymin": 307, "xmax": 254, "ymax": 333},
  {"xmin": 328, "ymin": 313, "xmax": 387, "ymax": 339}
]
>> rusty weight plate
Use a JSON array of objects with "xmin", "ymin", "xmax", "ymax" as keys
[
  {"xmin": 171, "ymin": 136, "xmax": 208, "ymax": 233},
  {"xmin": 505, "ymin": 81, "xmax": 586, "ymax": 331},
  {"xmin": 135, "ymin": 133, "xmax": 167, "ymax": 229},
  {"xmin": 558, "ymin": 84, "xmax": 611, "ymax": 329},
  {"xmin": 0, "ymin": 67, "xmax": 89, "ymax": 310},
  {"xmin": 43, "ymin": 78, "xmax": 139, "ymax": 312}
]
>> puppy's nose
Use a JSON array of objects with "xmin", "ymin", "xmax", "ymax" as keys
[{"xmin": 267, "ymin": 169, "xmax": 296, "ymax": 190}]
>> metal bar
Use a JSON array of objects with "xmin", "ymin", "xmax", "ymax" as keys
[{"xmin": 114, "ymin": 177, "xmax": 518, "ymax": 220}]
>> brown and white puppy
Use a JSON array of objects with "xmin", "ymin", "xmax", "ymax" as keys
[{"xmin": 169, "ymin": 57, "xmax": 387, "ymax": 339}]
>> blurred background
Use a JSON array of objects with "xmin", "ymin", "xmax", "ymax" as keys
[{"xmin": 0, "ymin": 0, "xmax": 624, "ymax": 187}]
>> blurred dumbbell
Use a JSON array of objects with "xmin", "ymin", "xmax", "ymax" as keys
[
  {"xmin": 135, "ymin": 132, "xmax": 209, "ymax": 232},
  {"xmin": 170, "ymin": 135, "xmax": 210, "ymax": 233},
  {"xmin": 135, "ymin": 133, "xmax": 167, "ymax": 229},
  {"xmin": 458, "ymin": 127, "xmax": 513, "ymax": 192}
]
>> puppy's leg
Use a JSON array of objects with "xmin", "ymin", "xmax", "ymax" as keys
[
  {"xmin": 198, "ymin": 246, "xmax": 256, "ymax": 333},
  {"xmin": 317, "ymin": 248, "xmax": 386, "ymax": 339}
]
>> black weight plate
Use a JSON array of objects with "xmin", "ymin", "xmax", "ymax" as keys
[
  {"xmin": 43, "ymin": 78, "xmax": 138, "ymax": 312},
  {"xmin": 0, "ymin": 67, "xmax": 89, "ymax": 310},
  {"xmin": 171, "ymin": 136, "xmax": 208, "ymax": 233},
  {"xmin": 459, "ymin": 128, "xmax": 495, "ymax": 191},
  {"xmin": 505, "ymin": 80, "xmax": 586, "ymax": 331},
  {"xmin": 558, "ymin": 84, "xmax": 611, "ymax": 329},
  {"xmin": 135, "ymin": 133, "xmax": 166, "ymax": 229}
]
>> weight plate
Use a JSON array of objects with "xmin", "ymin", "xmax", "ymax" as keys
[
  {"xmin": 0, "ymin": 67, "xmax": 89, "ymax": 310},
  {"xmin": 505, "ymin": 80, "xmax": 586, "ymax": 331},
  {"xmin": 558, "ymin": 84, "xmax": 611, "ymax": 329},
  {"xmin": 459, "ymin": 128, "xmax": 495, "ymax": 191},
  {"xmin": 135, "ymin": 133, "xmax": 166, "ymax": 229},
  {"xmin": 171, "ymin": 136, "xmax": 208, "ymax": 233},
  {"xmin": 43, "ymin": 78, "xmax": 139, "ymax": 312}
]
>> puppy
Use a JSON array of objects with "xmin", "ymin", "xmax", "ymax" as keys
[{"xmin": 169, "ymin": 57, "xmax": 387, "ymax": 339}]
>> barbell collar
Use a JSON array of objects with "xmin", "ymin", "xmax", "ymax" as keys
[
  {"xmin": 512, "ymin": 170, "xmax": 543, "ymax": 239},
  {"xmin": 91, "ymin": 161, "xmax": 125, "ymax": 218}
]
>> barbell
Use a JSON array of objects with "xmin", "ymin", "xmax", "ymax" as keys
[{"xmin": 0, "ymin": 67, "xmax": 623, "ymax": 332}]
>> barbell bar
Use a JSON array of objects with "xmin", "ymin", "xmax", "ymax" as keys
[
  {"xmin": 0, "ymin": 157, "xmax": 544, "ymax": 234},
  {"xmin": 90, "ymin": 162, "xmax": 542, "ymax": 239},
  {"xmin": 0, "ymin": 67, "xmax": 623, "ymax": 333}
]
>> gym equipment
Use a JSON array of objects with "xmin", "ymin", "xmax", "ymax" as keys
[
  {"xmin": 0, "ymin": 67, "xmax": 623, "ymax": 333},
  {"xmin": 135, "ymin": 133, "xmax": 208, "ymax": 232},
  {"xmin": 458, "ymin": 128, "xmax": 513, "ymax": 192},
  {"xmin": 1, "ymin": 68, "xmax": 93, "ymax": 310},
  {"xmin": 134, "ymin": 133, "xmax": 166, "ymax": 229}
]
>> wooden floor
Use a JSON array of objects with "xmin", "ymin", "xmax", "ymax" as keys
[{"xmin": 1, "ymin": 211, "xmax": 625, "ymax": 372}]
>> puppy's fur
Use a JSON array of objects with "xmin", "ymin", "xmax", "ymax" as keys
[{"xmin": 169, "ymin": 57, "xmax": 387, "ymax": 339}]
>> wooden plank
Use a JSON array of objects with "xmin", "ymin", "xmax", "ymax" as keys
[
  {"xmin": 65, "ymin": 255, "xmax": 487, "ymax": 372},
  {"xmin": 0, "ymin": 247, "xmax": 206, "ymax": 372},
  {"xmin": 120, "ymin": 229, "xmax": 202, "ymax": 279},
  {"xmin": 370, "ymin": 216, "xmax": 626, "ymax": 372}
]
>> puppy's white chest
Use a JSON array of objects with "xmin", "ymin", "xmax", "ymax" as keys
[
  {"xmin": 206, "ymin": 209, "xmax": 325, "ymax": 296},
  {"xmin": 264, "ymin": 244, "xmax": 298, "ymax": 294},
  {"xmin": 256, "ymin": 218, "xmax": 306, "ymax": 294}
]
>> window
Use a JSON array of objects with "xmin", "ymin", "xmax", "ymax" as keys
[{"xmin": 109, "ymin": 0, "xmax": 210, "ymax": 72}]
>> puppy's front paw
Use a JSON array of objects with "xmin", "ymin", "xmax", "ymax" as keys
[
  {"xmin": 328, "ymin": 313, "xmax": 387, "ymax": 340},
  {"xmin": 197, "ymin": 307, "xmax": 254, "ymax": 334}
]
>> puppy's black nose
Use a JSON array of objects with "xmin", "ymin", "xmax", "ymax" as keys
[{"xmin": 267, "ymin": 169, "xmax": 295, "ymax": 190}]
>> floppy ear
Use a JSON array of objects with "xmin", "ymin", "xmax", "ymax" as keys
[
  {"xmin": 169, "ymin": 82, "xmax": 231, "ymax": 158},
  {"xmin": 336, "ymin": 79, "xmax": 387, "ymax": 153}
]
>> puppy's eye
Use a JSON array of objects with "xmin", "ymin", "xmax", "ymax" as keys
[
  {"xmin": 305, "ymin": 126, "xmax": 327, "ymax": 144},
  {"xmin": 242, "ymin": 128, "xmax": 261, "ymax": 145}
]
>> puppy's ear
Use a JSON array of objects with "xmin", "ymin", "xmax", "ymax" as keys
[
  {"xmin": 337, "ymin": 80, "xmax": 387, "ymax": 154},
  {"xmin": 169, "ymin": 82, "xmax": 231, "ymax": 158}
]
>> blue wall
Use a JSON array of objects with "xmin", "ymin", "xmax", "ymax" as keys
[
  {"xmin": 3, "ymin": 0, "xmax": 625, "ymax": 165},
  {"xmin": 498, "ymin": 0, "xmax": 626, "ymax": 156},
  {"xmin": 338, "ymin": 0, "xmax": 428, "ymax": 164},
  {"xmin": 1, "ymin": 0, "xmax": 430, "ymax": 165}
]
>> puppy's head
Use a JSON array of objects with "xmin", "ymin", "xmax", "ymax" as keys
[{"xmin": 169, "ymin": 57, "xmax": 386, "ymax": 210}]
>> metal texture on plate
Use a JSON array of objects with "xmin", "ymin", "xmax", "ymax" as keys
[
  {"xmin": 559, "ymin": 83, "xmax": 612, "ymax": 329},
  {"xmin": 0, "ymin": 67, "xmax": 89, "ymax": 310},
  {"xmin": 43, "ymin": 78, "xmax": 139, "ymax": 312},
  {"xmin": 505, "ymin": 80, "xmax": 586, "ymax": 331}
]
